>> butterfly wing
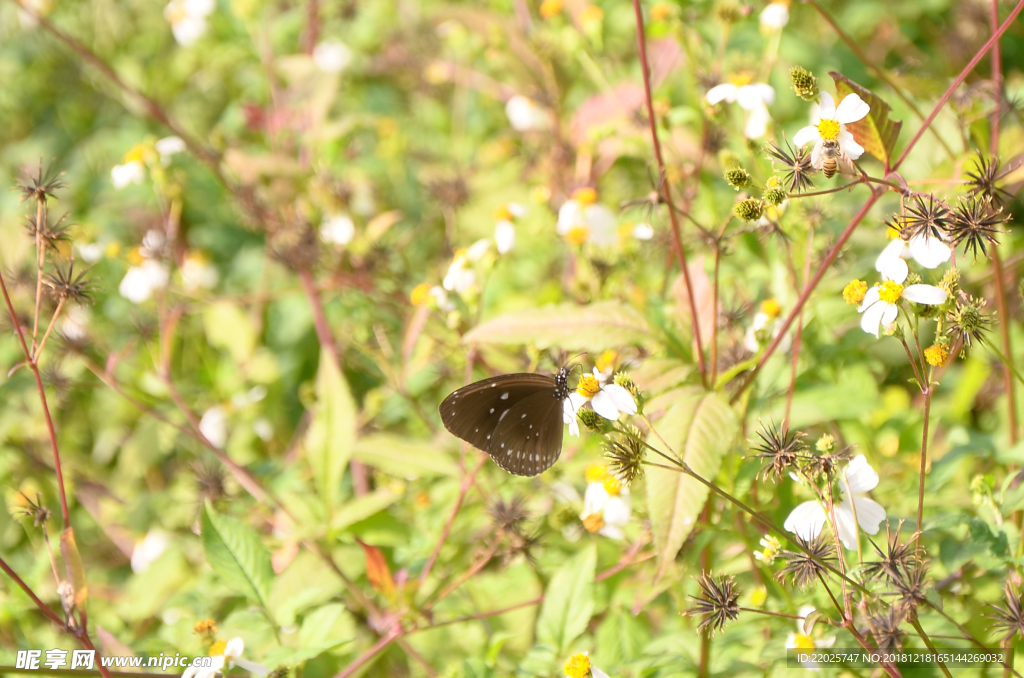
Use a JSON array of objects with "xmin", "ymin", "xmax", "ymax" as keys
[
  {"xmin": 486, "ymin": 389, "xmax": 566, "ymax": 476},
  {"xmin": 439, "ymin": 374, "xmax": 557, "ymax": 453}
]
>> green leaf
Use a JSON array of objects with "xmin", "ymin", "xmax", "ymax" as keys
[
  {"xmin": 830, "ymin": 71, "xmax": 902, "ymax": 167},
  {"xmin": 646, "ymin": 389, "xmax": 738, "ymax": 577},
  {"xmin": 353, "ymin": 434, "xmax": 460, "ymax": 478},
  {"xmin": 331, "ymin": 489, "xmax": 401, "ymax": 532},
  {"xmin": 535, "ymin": 543, "xmax": 596, "ymax": 654},
  {"xmin": 203, "ymin": 302, "xmax": 257, "ymax": 363},
  {"xmin": 462, "ymin": 301, "xmax": 652, "ymax": 352},
  {"xmin": 201, "ymin": 501, "xmax": 274, "ymax": 610},
  {"xmin": 305, "ymin": 351, "xmax": 358, "ymax": 516}
]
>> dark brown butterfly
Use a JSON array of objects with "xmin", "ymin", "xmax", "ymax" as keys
[{"xmin": 439, "ymin": 367, "xmax": 573, "ymax": 476}]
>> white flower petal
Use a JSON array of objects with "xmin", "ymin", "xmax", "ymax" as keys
[
  {"xmin": 313, "ymin": 39, "xmax": 352, "ymax": 74},
  {"xmin": 836, "ymin": 93, "xmax": 870, "ymax": 124},
  {"xmin": 808, "ymin": 102, "xmax": 821, "ymax": 126},
  {"xmin": 736, "ymin": 85, "xmax": 763, "ymax": 110},
  {"xmin": 591, "ymin": 668, "xmax": 611, "ymax": 678},
  {"xmin": 599, "ymin": 524, "xmax": 624, "ymax": 539},
  {"xmin": 817, "ymin": 635, "xmax": 836, "ymax": 648},
  {"xmin": 792, "ymin": 125, "xmax": 820, "ymax": 148},
  {"xmin": 602, "ymin": 494, "xmax": 631, "ymax": 528},
  {"xmin": 602, "ymin": 383, "xmax": 637, "ymax": 415},
  {"xmin": 810, "ymin": 138, "xmax": 824, "ymax": 168},
  {"xmin": 505, "ymin": 96, "xmax": 548, "ymax": 132},
  {"xmin": 851, "ymin": 496, "xmax": 886, "ymax": 535},
  {"xmin": 494, "ymin": 221, "xmax": 515, "ymax": 254},
  {"xmin": 818, "ymin": 91, "xmax": 836, "ymax": 120},
  {"xmin": 706, "ymin": 83, "xmax": 737, "ymax": 105},
  {"xmin": 583, "ymin": 482, "xmax": 610, "ymax": 515},
  {"xmin": 556, "ymin": 200, "xmax": 584, "ymax": 235},
  {"xmin": 833, "ymin": 500, "xmax": 859, "ymax": 549},
  {"xmin": 744, "ymin": 103, "xmax": 771, "ymax": 138},
  {"xmin": 879, "ymin": 253, "xmax": 909, "ymax": 284},
  {"xmin": 875, "ymin": 238, "xmax": 907, "ymax": 272},
  {"xmin": 908, "ymin": 235, "xmax": 951, "ymax": 269},
  {"xmin": 857, "ymin": 286, "xmax": 880, "ymax": 313},
  {"xmin": 752, "ymin": 83, "xmax": 776, "ymax": 106},
  {"xmin": 784, "ymin": 501, "xmax": 827, "ymax": 542},
  {"xmin": 902, "ymin": 284, "xmax": 947, "ymax": 305},
  {"xmin": 837, "ymin": 129, "xmax": 864, "ymax": 160},
  {"xmin": 879, "ymin": 302, "xmax": 898, "ymax": 329},
  {"xmin": 584, "ymin": 204, "xmax": 618, "ymax": 246},
  {"xmin": 759, "ymin": 2, "xmax": 788, "ymax": 29},
  {"xmin": 591, "ymin": 390, "xmax": 622, "ymax": 420},
  {"xmin": 223, "ymin": 638, "xmax": 244, "ymax": 659},
  {"xmin": 859, "ymin": 300, "xmax": 888, "ymax": 337},
  {"xmin": 842, "ymin": 454, "xmax": 879, "ymax": 493},
  {"xmin": 632, "ymin": 223, "xmax": 654, "ymax": 240}
]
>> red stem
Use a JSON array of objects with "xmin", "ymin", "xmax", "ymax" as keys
[
  {"xmin": 731, "ymin": 192, "xmax": 882, "ymax": 402},
  {"xmin": 631, "ymin": 0, "xmax": 707, "ymax": 385},
  {"xmin": 892, "ymin": 0, "xmax": 1024, "ymax": 171}
]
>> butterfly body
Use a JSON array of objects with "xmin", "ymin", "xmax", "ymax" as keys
[{"xmin": 440, "ymin": 367, "xmax": 572, "ymax": 476}]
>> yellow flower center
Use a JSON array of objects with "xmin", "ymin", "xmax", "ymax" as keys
[
  {"xmin": 766, "ymin": 176, "xmax": 782, "ymax": 189},
  {"xmin": 595, "ymin": 349, "xmax": 618, "ymax": 374},
  {"xmin": 729, "ymin": 73, "xmax": 754, "ymax": 87},
  {"xmin": 564, "ymin": 653, "xmax": 592, "ymax": 678},
  {"xmin": 193, "ymin": 619, "xmax": 217, "ymax": 636},
  {"xmin": 877, "ymin": 280, "xmax": 903, "ymax": 304},
  {"xmin": 540, "ymin": 0, "xmax": 564, "ymax": 18},
  {"xmin": 580, "ymin": 5, "xmax": 603, "ymax": 23},
  {"xmin": 410, "ymin": 283, "xmax": 432, "ymax": 307},
  {"xmin": 924, "ymin": 344, "xmax": 948, "ymax": 367},
  {"xmin": 651, "ymin": 2, "xmax": 673, "ymax": 20},
  {"xmin": 749, "ymin": 585, "xmax": 768, "ymax": 607},
  {"xmin": 123, "ymin": 144, "xmax": 147, "ymax": 164},
  {"xmin": 453, "ymin": 247, "xmax": 467, "ymax": 259},
  {"xmin": 565, "ymin": 225, "xmax": 590, "ymax": 245},
  {"xmin": 885, "ymin": 222, "xmax": 903, "ymax": 240},
  {"xmin": 577, "ymin": 374, "xmax": 600, "ymax": 399},
  {"xmin": 585, "ymin": 465, "xmax": 609, "ymax": 484},
  {"xmin": 760, "ymin": 298, "xmax": 782, "ymax": 319},
  {"xmin": 815, "ymin": 118, "xmax": 840, "ymax": 141},
  {"xmin": 582, "ymin": 513, "xmax": 604, "ymax": 533},
  {"xmin": 494, "ymin": 205, "xmax": 513, "ymax": 221},
  {"xmin": 842, "ymin": 279, "xmax": 867, "ymax": 305},
  {"xmin": 208, "ymin": 640, "xmax": 227, "ymax": 657},
  {"xmin": 571, "ymin": 187, "xmax": 598, "ymax": 206},
  {"xmin": 603, "ymin": 475, "xmax": 622, "ymax": 495},
  {"xmin": 127, "ymin": 247, "xmax": 145, "ymax": 265},
  {"xmin": 105, "ymin": 241, "xmax": 122, "ymax": 259},
  {"xmin": 791, "ymin": 633, "xmax": 816, "ymax": 650}
]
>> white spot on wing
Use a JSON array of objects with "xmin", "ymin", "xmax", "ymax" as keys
[{"xmin": 500, "ymin": 392, "xmax": 509, "ymax": 400}]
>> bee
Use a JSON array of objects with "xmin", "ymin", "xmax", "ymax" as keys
[{"xmin": 820, "ymin": 138, "xmax": 841, "ymax": 179}]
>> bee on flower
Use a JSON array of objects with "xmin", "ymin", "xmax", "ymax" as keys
[
  {"xmin": 856, "ymin": 268, "xmax": 948, "ymax": 337},
  {"xmin": 581, "ymin": 466, "xmax": 632, "ymax": 539},
  {"xmin": 792, "ymin": 91, "xmax": 870, "ymax": 171},
  {"xmin": 557, "ymin": 187, "xmax": 618, "ymax": 246},
  {"xmin": 706, "ymin": 74, "xmax": 776, "ymax": 139}
]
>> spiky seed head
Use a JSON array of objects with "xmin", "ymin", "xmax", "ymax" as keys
[
  {"xmin": 762, "ymin": 187, "xmax": 787, "ymax": 206},
  {"xmin": 687, "ymin": 572, "xmax": 741, "ymax": 636},
  {"xmin": 733, "ymin": 199, "xmax": 763, "ymax": 222},
  {"xmin": 724, "ymin": 167, "xmax": 752, "ymax": 190},
  {"xmin": 789, "ymin": 66, "xmax": 819, "ymax": 101}
]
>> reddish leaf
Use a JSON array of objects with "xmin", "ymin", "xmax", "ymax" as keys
[
  {"xmin": 829, "ymin": 72, "xmax": 902, "ymax": 167},
  {"xmin": 358, "ymin": 540, "xmax": 396, "ymax": 600}
]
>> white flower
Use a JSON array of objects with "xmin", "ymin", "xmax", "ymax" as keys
[
  {"xmin": 581, "ymin": 467, "xmax": 632, "ymax": 540},
  {"xmin": 784, "ymin": 455, "xmax": 886, "ymax": 549},
  {"xmin": 320, "ymin": 214, "xmax": 355, "ymax": 245},
  {"xmin": 494, "ymin": 220, "xmax": 515, "ymax": 254},
  {"xmin": 706, "ymin": 78, "xmax": 775, "ymax": 139},
  {"xmin": 119, "ymin": 260, "xmax": 169, "ymax": 304},
  {"xmin": 505, "ymin": 95, "xmax": 549, "ymax": 132},
  {"xmin": 156, "ymin": 136, "xmax": 186, "ymax": 164},
  {"xmin": 182, "ymin": 637, "xmax": 267, "ymax": 678},
  {"xmin": 742, "ymin": 300, "xmax": 789, "ymax": 353},
  {"xmin": 760, "ymin": 1, "xmax": 789, "ymax": 30},
  {"xmin": 857, "ymin": 266, "xmax": 947, "ymax": 337},
  {"xmin": 59, "ymin": 306, "xmax": 89, "ymax": 341},
  {"xmin": 313, "ymin": 39, "xmax": 353, "ymax": 74},
  {"xmin": 875, "ymin": 234, "xmax": 950, "ymax": 281},
  {"xmin": 442, "ymin": 253, "xmax": 475, "ymax": 294},
  {"xmin": 571, "ymin": 368, "xmax": 637, "ymax": 421},
  {"xmin": 793, "ymin": 92, "xmax": 870, "ymax": 168},
  {"xmin": 131, "ymin": 530, "xmax": 171, "ymax": 574},
  {"xmin": 111, "ymin": 161, "xmax": 144, "ymax": 189},
  {"xmin": 199, "ymin": 406, "xmax": 228, "ymax": 448},
  {"xmin": 465, "ymin": 238, "xmax": 491, "ymax": 261},
  {"xmin": 557, "ymin": 188, "xmax": 617, "ymax": 246},
  {"xmin": 165, "ymin": 0, "xmax": 214, "ymax": 47},
  {"xmin": 562, "ymin": 397, "xmax": 580, "ymax": 438},
  {"xmin": 181, "ymin": 252, "xmax": 220, "ymax": 291},
  {"xmin": 786, "ymin": 606, "xmax": 836, "ymax": 669},
  {"xmin": 632, "ymin": 223, "xmax": 654, "ymax": 240},
  {"xmin": 77, "ymin": 242, "xmax": 104, "ymax": 264}
]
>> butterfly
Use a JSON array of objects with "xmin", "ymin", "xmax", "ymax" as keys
[{"xmin": 439, "ymin": 367, "xmax": 574, "ymax": 476}]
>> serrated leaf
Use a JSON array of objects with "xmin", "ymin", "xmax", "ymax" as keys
[
  {"xmin": 462, "ymin": 301, "xmax": 652, "ymax": 352},
  {"xmin": 305, "ymin": 351, "xmax": 357, "ymax": 517},
  {"xmin": 535, "ymin": 544, "xmax": 596, "ymax": 654},
  {"xmin": 202, "ymin": 501, "xmax": 274, "ymax": 610},
  {"xmin": 646, "ymin": 389, "xmax": 739, "ymax": 577},
  {"xmin": 830, "ymin": 71, "xmax": 902, "ymax": 167}
]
